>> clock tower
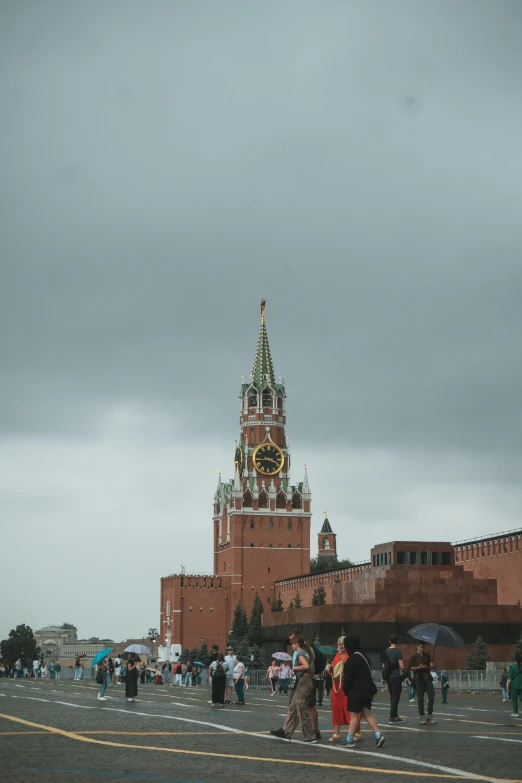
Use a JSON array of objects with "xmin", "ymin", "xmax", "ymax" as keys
[
  {"xmin": 213, "ymin": 299, "xmax": 312, "ymax": 615},
  {"xmin": 160, "ymin": 300, "xmax": 312, "ymax": 652}
]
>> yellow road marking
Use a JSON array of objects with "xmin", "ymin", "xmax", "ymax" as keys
[{"xmin": 3, "ymin": 712, "xmax": 518, "ymax": 781}]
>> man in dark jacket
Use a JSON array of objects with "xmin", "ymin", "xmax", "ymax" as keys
[{"xmin": 342, "ymin": 635, "xmax": 385, "ymax": 749}]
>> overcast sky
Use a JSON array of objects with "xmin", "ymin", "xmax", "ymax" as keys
[{"xmin": 1, "ymin": 0, "xmax": 522, "ymax": 644}]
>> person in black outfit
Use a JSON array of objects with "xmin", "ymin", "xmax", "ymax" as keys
[
  {"xmin": 341, "ymin": 635, "xmax": 385, "ymax": 749},
  {"xmin": 382, "ymin": 633, "xmax": 405, "ymax": 723}
]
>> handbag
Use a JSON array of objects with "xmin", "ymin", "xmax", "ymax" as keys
[
  {"xmin": 96, "ymin": 671, "xmax": 103, "ymax": 684},
  {"xmin": 354, "ymin": 651, "xmax": 378, "ymax": 696}
]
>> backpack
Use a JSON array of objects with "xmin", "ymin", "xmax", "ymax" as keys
[
  {"xmin": 214, "ymin": 662, "xmax": 226, "ymax": 678},
  {"xmin": 311, "ymin": 645, "xmax": 326, "ymax": 675},
  {"xmin": 96, "ymin": 671, "xmax": 104, "ymax": 684}
]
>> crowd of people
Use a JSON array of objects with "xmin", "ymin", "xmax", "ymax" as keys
[{"xmin": 3, "ymin": 639, "xmax": 521, "ymax": 729}]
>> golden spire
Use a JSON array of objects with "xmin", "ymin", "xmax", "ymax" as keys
[{"xmin": 260, "ymin": 297, "xmax": 266, "ymax": 324}]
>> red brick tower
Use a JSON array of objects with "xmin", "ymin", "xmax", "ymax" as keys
[
  {"xmin": 214, "ymin": 299, "xmax": 312, "ymax": 616},
  {"xmin": 160, "ymin": 300, "xmax": 312, "ymax": 651},
  {"xmin": 318, "ymin": 512, "xmax": 337, "ymax": 564}
]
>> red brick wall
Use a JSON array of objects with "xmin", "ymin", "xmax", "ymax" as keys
[{"xmin": 455, "ymin": 535, "xmax": 522, "ymax": 605}]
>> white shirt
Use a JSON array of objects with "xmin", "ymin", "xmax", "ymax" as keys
[
  {"xmin": 33, "ymin": 660, "xmax": 39, "ymax": 670},
  {"xmin": 224, "ymin": 654, "xmax": 236, "ymax": 676},
  {"xmin": 233, "ymin": 662, "xmax": 244, "ymax": 680}
]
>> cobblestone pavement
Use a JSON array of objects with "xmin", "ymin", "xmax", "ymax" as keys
[{"xmin": 1, "ymin": 679, "xmax": 521, "ymax": 783}]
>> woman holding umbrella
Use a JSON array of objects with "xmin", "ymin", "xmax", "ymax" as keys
[{"xmin": 125, "ymin": 654, "xmax": 139, "ymax": 702}]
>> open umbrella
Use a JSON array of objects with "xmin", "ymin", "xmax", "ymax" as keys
[
  {"xmin": 408, "ymin": 623, "xmax": 465, "ymax": 661},
  {"xmin": 272, "ymin": 652, "xmax": 292, "ymax": 661},
  {"xmin": 124, "ymin": 644, "xmax": 151, "ymax": 655},
  {"xmin": 192, "ymin": 661, "xmax": 205, "ymax": 667},
  {"xmin": 121, "ymin": 652, "xmax": 141, "ymax": 662},
  {"xmin": 91, "ymin": 648, "xmax": 113, "ymax": 667},
  {"xmin": 318, "ymin": 645, "xmax": 338, "ymax": 656}
]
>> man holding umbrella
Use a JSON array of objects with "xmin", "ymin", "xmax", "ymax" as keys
[{"xmin": 408, "ymin": 642, "xmax": 436, "ymax": 725}]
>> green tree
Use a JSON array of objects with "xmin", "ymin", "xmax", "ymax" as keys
[
  {"xmin": 188, "ymin": 646, "xmax": 200, "ymax": 663},
  {"xmin": 294, "ymin": 591, "xmax": 303, "ymax": 609},
  {"xmin": 271, "ymin": 594, "xmax": 284, "ymax": 612},
  {"xmin": 0, "ymin": 624, "xmax": 40, "ymax": 667},
  {"xmin": 228, "ymin": 601, "xmax": 248, "ymax": 647},
  {"xmin": 310, "ymin": 556, "xmax": 354, "ymax": 574},
  {"xmin": 311, "ymin": 584, "xmax": 327, "ymax": 606},
  {"xmin": 467, "ymin": 635, "xmax": 489, "ymax": 670},
  {"xmin": 198, "ymin": 642, "xmax": 211, "ymax": 666},
  {"xmin": 248, "ymin": 643, "xmax": 265, "ymax": 670},
  {"xmin": 247, "ymin": 593, "xmax": 263, "ymax": 644}
]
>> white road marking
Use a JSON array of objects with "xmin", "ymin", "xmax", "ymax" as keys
[
  {"xmin": 473, "ymin": 735, "xmax": 522, "ymax": 744},
  {"xmin": 54, "ymin": 702, "xmax": 94, "ymax": 709},
  {"xmin": 11, "ymin": 696, "xmax": 50, "ymax": 702}
]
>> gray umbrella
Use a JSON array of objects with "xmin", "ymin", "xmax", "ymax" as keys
[{"xmin": 408, "ymin": 623, "xmax": 465, "ymax": 661}]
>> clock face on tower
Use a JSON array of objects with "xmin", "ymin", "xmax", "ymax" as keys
[{"xmin": 253, "ymin": 442, "xmax": 284, "ymax": 475}]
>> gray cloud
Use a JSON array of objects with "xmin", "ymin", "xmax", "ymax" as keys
[{"xmin": 1, "ymin": 1, "xmax": 522, "ymax": 639}]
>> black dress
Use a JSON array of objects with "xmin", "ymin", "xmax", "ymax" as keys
[{"xmin": 125, "ymin": 661, "xmax": 139, "ymax": 698}]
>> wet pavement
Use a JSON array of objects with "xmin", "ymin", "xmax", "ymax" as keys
[{"xmin": 1, "ymin": 678, "xmax": 521, "ymax": 783}]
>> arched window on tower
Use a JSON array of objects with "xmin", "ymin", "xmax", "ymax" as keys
[
  {"xmin": 250, "ymin": 518, "xmax": 255, "ymax": 529},
  {"xmin": 324, "ymin": 539, "xmax": 330, "ymax": 550},
  {"xmin": 269, "ymin": 519, "xmax": 274, "ymax": 530},
  {"xmin": 243, "ymin": 490, "xmax": 253, "ymax": 508},
  {"xmin": 277, "ymin": 396, "xmax": 283, "ymax": 412},
  {"xmin": 258, "ymin": 490, "xmax": 269, "ymax": 509},
  {"xmin": 276, "ymin": 491, "xmax": 286, "ymax": 509},
  {"xmin": 249, "ymin": 392, "xmax": 258, "ymax": 409},
  {"xmin": 262, "ymin": 389, "xmax": 272, "ymax": 407},
  {"xmin": 292, "ymin": 493, "xmax": 302, "ymax": 509}
]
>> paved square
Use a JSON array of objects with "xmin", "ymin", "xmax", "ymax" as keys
[{"xmin": 1, "ymin": 678, "xmax": 521, "ymax": 783}]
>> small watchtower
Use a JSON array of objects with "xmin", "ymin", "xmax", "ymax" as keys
[{"xmin": 318, "ymin": 512, "xmax": 337, "ymax": 564}]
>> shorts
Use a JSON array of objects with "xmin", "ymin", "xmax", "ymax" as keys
[{"xmin": 347, "ymin": 693, "xmax": 373, "ymax": 713}]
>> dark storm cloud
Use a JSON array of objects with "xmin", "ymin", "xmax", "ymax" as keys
[{"xmin": 1, "ymin": 0, "xmax": 522, "ymax": 465}]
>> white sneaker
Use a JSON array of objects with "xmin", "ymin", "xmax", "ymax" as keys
[
  {"xmin": 511, "ymin": 713, "xmax": 519, "ymax": 718},
  {"xmin": 127, "ymin": 698, "xmax": 134, "ymax": 702},
  {"xmin": 409, "ymin": 699, "xmax": 415, "ymax": 703},
  {"xmin": 98, "ymin": 696, "xmax": 107, "ymax": 701}
]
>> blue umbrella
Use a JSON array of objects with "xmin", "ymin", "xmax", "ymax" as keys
[
  {"xmin": 91, "ymin": 647, "xmax": 113, "ymax": 667},
  {"xmin": 193, "ymin": 661, "xmax": 205, "ymax": 666}
]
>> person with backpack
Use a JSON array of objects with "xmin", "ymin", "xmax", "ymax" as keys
[
  {"xmin": 381, "ymin": 633, "xmax": 405, "ymax": 723},
  {"xmin": 209, "ymin": 653, "xmax": 228, "ymax": 706},
  {"xmin": 271, "ymin": 629, "xmax": 323, "ymax": 741},
  {"xmin": 342, "ymin": 635, "xmax": 385, "ymax": 749},
  {"xmin": 507, "ymin": 653, "xmax": 522, "ymax": 718}
]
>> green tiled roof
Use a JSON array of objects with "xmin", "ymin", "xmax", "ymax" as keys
[{"xmin": 251, "ymin": 307, "xmax": 275, "ymax": 386}]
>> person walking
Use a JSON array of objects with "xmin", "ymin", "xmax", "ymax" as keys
[
  {"xmin": 113, "ymin": 657, "xmax": 121, "ymax": 685},
  {"xmin": 271, "ymin": 635, "xmax": 316, "ymax": 742},
  {"xmin": 55, "ymin": 662, "xmax": 61, "ymax": 680},
  {"xmin": 500, "ymin": 668, "xmax": 509, "ymax": 702},
  {"xmin": 40, "ymin": 663, "xmax": 47, "ymax": 680},
  {"xmin": 224, "ymin": 648, "xmax": 237, "ymax": 704},
  {"xmin": 341, "ymin": 635, "xmax": 385, "ymax": 749},
  {"xmin": 13, "ymin": 659, "xmax": 22, "ymax": 679},
  {"xmin": 173, "ymin": 661, "xmax": 183, "ymax": 687},
  {"xmin": 185, "ymin": 661, "xmax": 193, "ymax": 687},
  {"xmin": 33, "ymin": 658, "xmax": 40, "ymax": 679},
  {"xmin": 329, "ymin": 636, "xmax": 360, "ymax": 743},
  {"xmin": 125, "ymin": 654, "xmax": 139, "ymax": 702},
  {"xmin": 107, "ymin": 658, "xmax": 114, "ymax": 685},
  {"xmin": 507, "ymin": 653, "xmax": 522, "ymax": 718},
  {"xmin": 49, "ymin": 661, "xmax": 55, "ymax": 680},
  {"xmin": 233, "ymin": 655, "xmax": 246, "ymax": 705},
  {"xmin": 405, "ymin": 668, "xmax": 416, "ymax": 703},
  {"xmin": 209, "ymin": 653, "xmax": 228, "ymax": 706},
  {"xmin": 139, "ymin": 663, "xmax": 147, "ymax": 685},
  {"xmin": 267, "ymin": 661, "xmax": 279, "ymax": 695},
  {"xmin": 382, "ymin": 633, "xmax": 405, "ymax": 723},
  {"xmin": 408, "ymin": 641, "xmax": 436, "ymax": 725},
  {"xmin": 278, "ymin": 662, "xmax": 291, "ymax": 696},
  {"xmin": 97, "ymin": 659, "xmax": 109, "ymax": 700},
  {"xmin": 440, "ymin": 670, "xmax": 449, "ymax": 704},
  {"xmin": 324, "ymin": 658, "xmax": 333, "ymax": 698}
]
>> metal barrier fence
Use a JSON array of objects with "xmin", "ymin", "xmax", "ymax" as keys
[{"xmin": 30, "ymin": 667, "xmax": 506, "ymax": 693}]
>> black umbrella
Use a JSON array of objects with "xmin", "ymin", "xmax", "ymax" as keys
[
  {"xmin": 121, "ymin": 652, "xmax": 142, "ymax": 662},
  {"xmin": 408, "ymin": 623, "xmax": 465, "ymax": 661}
]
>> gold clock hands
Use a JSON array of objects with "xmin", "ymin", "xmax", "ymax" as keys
[{"xmin": 262, "ymin": 457, "xmax": 281, "ymax": 467}]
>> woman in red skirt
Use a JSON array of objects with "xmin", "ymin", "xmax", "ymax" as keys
[{"xmin": 329, "ymin": 636, "xmax": 361, "ymax": 743}]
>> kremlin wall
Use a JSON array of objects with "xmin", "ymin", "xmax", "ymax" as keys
[{"xmin": 160, "ymin": 303, "xmax": 522, "ymax": 667}]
